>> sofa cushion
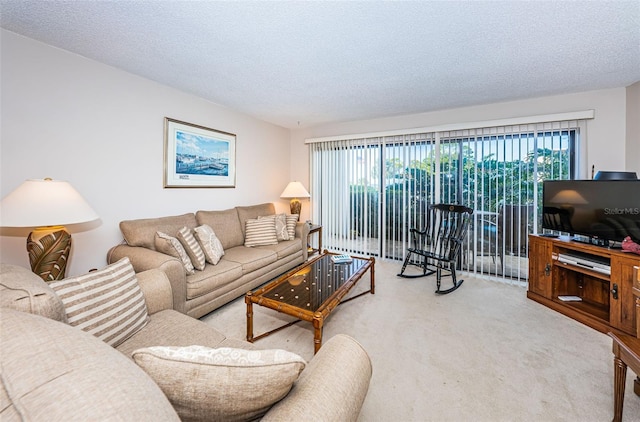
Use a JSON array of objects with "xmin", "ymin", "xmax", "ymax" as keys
[
  {"xmin": 155, "ymin": 231, "xmax": 196, "ymax": 275},
  {"xmin": 185, "ymin": 260, "xmax": 244, "ymax": 300},
  {"xmin": 0, "ymin": 308, "xmax": 179, "ymax": 421},
  {"xmin": 193, "ymin": 224, "xmax": 225, "ymax": 265},
  {"xmin": 116, "ymin": 309, "xmax": 229, "ymax": 356},
  {"xmin": 0, "ymin": 263, "xmax": 67, "ymax": 322},
  {"xmin": 177, "ymin": 226, "xmax": 206, "ymax": 270},
  {"xmin": 258, "ymin": 238, "xmax": 303, "ymax": 259},
  {"xmin": 236, "ymin": 202, "xmax": 276, "ymax": 237},
  {"xmin": 223, "ymin": 246, "xmax": 278, "ymax": 273},
  {"xmin": 245, "ymin": 217, "xmax": 279, "ymax": 247},
  {"xmin": 286, "ymin": 214, "xmax": 299, "ymax": 239},
  {"xmin": 132, "ymin": 345, "xmax": 306, "ymax": 422},
  {"xmin": 120, "ymin": 213, "xmax": 197, "ymax": 250},
  {"xmin": 196, "ymin": 208, "xmax": 244, "ymax": 250},
  {"xmin": 49, "ymin": 257, "xmax": 149, "ymax": 348}
]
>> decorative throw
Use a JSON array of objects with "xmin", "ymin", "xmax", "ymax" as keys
[
  {"xmin": 177, "ymin": 226, "xmax": 206, "ymax": 271},
  {"xmin": 193, "ymin": 224, "xmax": 225, "ymax": 265},
  {"xmin": 49, "ymin": 257, "xmax": 149, "ymax": 347},
  {"xmin": 244, "ymin": 218, "xmax": 278, "ymax": 247},
  {"xmin": 155, "ymin": 232, "xmax": 196, "ymax": 275},
  {"xmin": 285, "ymin": 214, "xmax": 298, "ymax": 239},
  {"xmin": 132, "ymin": 345, "xmax": 306, "ymax": 422}
]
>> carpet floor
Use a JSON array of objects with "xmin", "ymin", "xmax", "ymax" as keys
[{"xmin": 202, "ymin": 259, "xmax": 640, "ymax": 421}]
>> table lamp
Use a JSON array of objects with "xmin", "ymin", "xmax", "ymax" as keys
[
  {"xmin": 280, "ymin": 181, "xmax": 310, "ymax": 219},
  {"xmin": 0, "ymin": 178, "xmax": 99, "ymax": 281}
]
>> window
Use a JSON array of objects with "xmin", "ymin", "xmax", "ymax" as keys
[{"xmin": 309, "ymin": 116, "xmax": 587, "ymax": 284}]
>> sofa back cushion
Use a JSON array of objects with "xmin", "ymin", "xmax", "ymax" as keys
[
  {"xmin": 196, "ymin": 208, "xmax": 244, "ymax": 250},
  {"xmin": 120, "ymin": 213, "xmax": 198, "ymax": 250},
  {"xmin": 0, "ymin": 263, "xmax": 67, "ymax": 322},
  {"xmin": 236, "ymin": 203, "xmax": 276, "ymax": 238},
  {"xmin": 0, "ymin": 308, "xmax": 179, "ymax": 421}
]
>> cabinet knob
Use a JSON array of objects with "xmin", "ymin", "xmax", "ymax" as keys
[
  {"xmin": 611, "ymin": 283, "xmax": 618, "ymax": 300},
  {"xmin": 545, "ymin": 263, "xmax": 551, "ymax": 276}
]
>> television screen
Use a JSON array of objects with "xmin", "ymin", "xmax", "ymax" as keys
[{"xmin": 542, "ymin": 180, "xmax": 640, "ymax": 243}]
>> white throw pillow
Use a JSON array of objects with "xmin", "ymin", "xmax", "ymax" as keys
[
  {"xmin": 244, "ymin": 218, "xmax": 278, "ymax": 247},
  {"xmin": 49, "ymin": 257, "xmax": 149, "ymax": 347},
  {"xmin": 193, "ymin": 224, "xmax": 225, "ymax": 265},
  {"xmin": 132, "ymin": 345, "xmax": 306, "ymax": 422}
]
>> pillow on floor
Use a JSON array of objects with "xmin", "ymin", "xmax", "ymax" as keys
[
  {"xmin": 49, "ymin": 257, "xmax": 149, "ymax": 347},
  {"xmin": 132, "ymin": 345, "xmax": 306, "ymax": 422},
  {"xmin": 244, "ymin": 217, "xmax": 278, "ymax": 247},
  {"xmin": 193, "ymin": 224, "xmax": 225, "ymax": 265},
  {"xmin": 177, "ymin": 226, "xmax": 206, "ymax": 271},
  {"xmin": 155, "ymin": 231, "xmax": 196, "ymax": 275}
]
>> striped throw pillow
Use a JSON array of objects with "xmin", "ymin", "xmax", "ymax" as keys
[
  {"xmin": 49, "ymin": 257, "xmax": 149, "ymax": 347},
  {"xmin": 285, "ymin": 214, "xmax": 298, "ymax": 239},
  {"xmin": 177, "ymin": 226, "xmax": 206, "ymax": 271},
  {"xmin": 244, "ymin": 218, "xmax": 278, "ymax": 247},
  {"xmin": 155, "ymin": 231, "xmax": 196, "ymax": 275}
]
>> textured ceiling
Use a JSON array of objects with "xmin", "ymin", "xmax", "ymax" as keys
[{"xmin": 1, "ymin": 1, "xmax": 639, "ymax": 129}]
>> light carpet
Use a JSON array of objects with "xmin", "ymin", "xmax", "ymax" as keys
[{"xmin": 202, "ymin": 259, "xmax": 640, "ymax": 421}]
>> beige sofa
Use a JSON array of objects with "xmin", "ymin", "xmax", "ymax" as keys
[
  {"xmin": 0, "ymin": 263, "xmax": 372, "ymax": 421},
  {"xmin": 107, "ymin": 203, "xmax": 310, "ymax": 318}
]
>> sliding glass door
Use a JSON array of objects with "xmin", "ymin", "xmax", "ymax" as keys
[{"xmin": 310, "ymin": 123, "xmax": 578, "ymax": 282}]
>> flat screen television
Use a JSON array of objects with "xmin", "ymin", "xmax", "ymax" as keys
[{"xmin": 542, "ymin": 180, "xmax": 640, "ymax": 245}]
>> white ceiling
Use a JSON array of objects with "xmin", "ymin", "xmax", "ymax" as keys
[{"xmin": 1, "ymin": 1, "xmax": 639, "ymax": 129}]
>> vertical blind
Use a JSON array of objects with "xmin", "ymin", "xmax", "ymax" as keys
[{"xmin": 310, "ymin": 118, "xmax": 585, "ymax": 284}]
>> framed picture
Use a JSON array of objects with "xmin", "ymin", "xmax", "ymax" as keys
[{"xmin": 164, "ymin": 118, "xmax": 236, "ymax": 188}]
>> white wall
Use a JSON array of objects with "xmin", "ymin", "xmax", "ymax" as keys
[
  {"xmin": 626, "ymin": 81, "xmax": 640, "ymax": 176},
  {"xmin": 290, "ymin": 87, "xmax": 630, "ymax": 221},
  {"xmin": 0, "ymin": 30, "xmax": 291, "ymax": 276}
]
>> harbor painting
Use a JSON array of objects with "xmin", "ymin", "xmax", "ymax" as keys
[{"xmin": 164, "ymin": 118, "xmax": 236, "ymax": 188}]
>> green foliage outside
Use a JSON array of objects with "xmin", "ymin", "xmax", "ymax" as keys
[{"xmin": 350, "ymin": 141, "xmax": 571, "ymax": 239}]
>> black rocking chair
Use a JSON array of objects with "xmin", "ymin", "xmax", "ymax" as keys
[{"xmin": 398, "ymin": 204, "xmax": 473, "ymax": 294}]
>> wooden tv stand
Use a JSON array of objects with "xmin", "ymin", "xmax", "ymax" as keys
[{"xmin": 527, "ymin": 235, "xmax": 639, "ymax": 338}]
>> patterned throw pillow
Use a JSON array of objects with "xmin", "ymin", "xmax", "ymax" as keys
[
  {"xmin": 176, "ymin": 226, "xmax": 206, "ymax": 271},
  {"xmin": 285, "ymin": 214, "xmax": 298, "ymax": 239},
  {"xmin": 155, "ymin": 232, "xmax": 195, "ymax": 275},
  {"xmin": 132, "ymin": 345, "xmax": 306, "ymax": 422},
  {"xmin": 258, "ymin": 214, "xmax": 289, "ymax": 241},
  {"xmin": 193, "ymin": 224, "xmax": 225, "ymax": 265},
  {"xmin": 244, "ymin": 218, "xmax": 278, "ymax": 247},
  {"xmin": 49, "ymin": 257, "xmax": 149, "ymax": 347}
]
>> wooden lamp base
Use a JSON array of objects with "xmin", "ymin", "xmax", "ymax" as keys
[
  {"xmin": 27, "ymin": 226, "xmax": 71, "ymax": 282},
  {"xmin": 290, "ymin": 198, "xmax": 302, "ymax": 219}
]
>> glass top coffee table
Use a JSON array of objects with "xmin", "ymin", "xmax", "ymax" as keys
[{"xmin": 245, "ymin": 251, "xmax": 375, "ymax": 354}]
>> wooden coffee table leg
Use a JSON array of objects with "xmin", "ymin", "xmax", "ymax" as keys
[
  {"xmin": 613, "ymin": 355, "xmax": 627, "ymax": 422},
  {"xmin": 313, "ymin": 312, "xmax": 324, "ymax": 354},
  {"xmin": 245, "ymin": 293, "xmax": 254, "ymax": 343},
  {"xmin": 370, "ymin": 259, "xmax": 375, "ymax": 294}
]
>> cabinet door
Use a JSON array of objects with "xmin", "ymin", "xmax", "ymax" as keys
[
  {"xmin": 528, "ymin": 236, "xmax": 553, "ymax": 298},
  {"xmin": 610, "ymin": 256, "xmax": 640, "ymax": 334}
]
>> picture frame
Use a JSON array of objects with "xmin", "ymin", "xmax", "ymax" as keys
[{"xmin": 164, "ymin": 117, "xmax": 236, "ymax": 188}]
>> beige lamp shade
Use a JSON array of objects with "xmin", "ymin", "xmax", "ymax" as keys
[
  {"xmin": 0, "ymin": 178, "xmax": 99, "ymax": 281},
  {"xmin": 280, "ymin": 181, "xmax": 310, "ymax": 218}
]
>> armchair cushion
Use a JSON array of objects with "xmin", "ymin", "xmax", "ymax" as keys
[
  {"xmin": 49, "ymin": 257, "xmax": 149, "ymax": 348},
  {"xmin": 132, "ymin": 345, "xmax": 305, "ymax": 422}
]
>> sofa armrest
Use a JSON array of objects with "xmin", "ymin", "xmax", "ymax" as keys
[
  {"xmin": 135, "ymin": 269, "xmax": 174, "ymax": 315},
  {"xmin": 107, "ymin": 244, "xmax": 187, "ymax": 314},
  {"xmin": 295, "ymin": 222, "xmax": 311, "ymax": 261},
  {"xmin": 262, "ymin": 334, "xmax": 372, "ymax": 422}
]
